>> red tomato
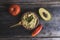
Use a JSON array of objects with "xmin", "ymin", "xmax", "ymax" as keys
[
  {"xmin": 32, "ymin": 24, "xmax": 43, "ymax": 37},
  {"xmin": 9, "ymin": 4, "xmax": 21, "ymax": 16}
]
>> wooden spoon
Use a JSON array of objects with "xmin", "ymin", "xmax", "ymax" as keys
[{"xmin": 10, "ymin": 21, "xmax": 22, "ymax": 28}]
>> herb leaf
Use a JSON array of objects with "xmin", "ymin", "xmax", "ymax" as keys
[{"xmin": 26, "ymin": 15, "xmax": 33, "ymax": 22}]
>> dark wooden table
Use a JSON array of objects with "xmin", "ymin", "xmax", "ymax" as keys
[{"xmin": 0, "ymin": 0, "xmax": 60, "ymax": 40}]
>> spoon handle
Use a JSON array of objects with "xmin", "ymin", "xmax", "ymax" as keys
[{"xmin": 10, "ymin": 22, "xmax": 21, "ymax": 28}]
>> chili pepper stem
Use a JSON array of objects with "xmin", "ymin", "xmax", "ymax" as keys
[{"xmin": 9, "ymin": 22, "xmax": 21, "ymax": 28}]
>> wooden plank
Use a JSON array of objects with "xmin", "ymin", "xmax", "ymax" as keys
[
  {"xmin": 0, "ymin": 38, "xmax": 60, "ymax": 40},
  {"xmin": 0, "ymin": 0, "xmax": 60, "ymax": 3}
]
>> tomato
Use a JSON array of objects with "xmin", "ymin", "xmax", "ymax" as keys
[
  {"xmin": 9, "ymin": 4, "xmax": 21, "ymax": 16},
  {"xmin": 32, "ymin": 24, "xmax": 43, "ymax": 37}
]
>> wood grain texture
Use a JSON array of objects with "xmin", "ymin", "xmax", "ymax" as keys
[
  {"xmin": 0, "ymin": 3, "xmax": 60, "ymax": 38},
  {"xmin": 0, "ymin": 0, "xmax": 60, "ymax": 2},
  {"xmin": 0, "ymin": 1, "xmax": 60, "ymax": 40},
  {"xmin": 0, "ymin": 38, "xmax": 60, "ymax": 40}
]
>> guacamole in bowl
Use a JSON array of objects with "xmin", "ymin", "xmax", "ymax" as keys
[{"xmin": 21, "ymin": 12, "xmax": 39, "ymax": 30}]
